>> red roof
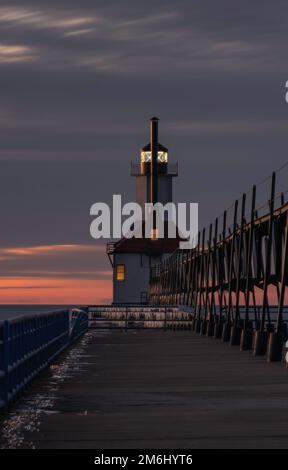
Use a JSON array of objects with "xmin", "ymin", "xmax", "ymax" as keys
[{"xmin": 107, "ymin": 221, "xmax": 184, "ymax": 255}]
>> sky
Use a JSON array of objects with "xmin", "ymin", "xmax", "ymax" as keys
[{"xmin": 1, "ymin": 0, "xmax": 288, "ymax": 304}]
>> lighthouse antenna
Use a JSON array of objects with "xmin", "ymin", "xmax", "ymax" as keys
[{"xmin": 150, "ymin": 116, "xmax": 159, "ymax": 205}]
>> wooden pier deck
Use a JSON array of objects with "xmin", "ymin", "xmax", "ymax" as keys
[{"xmin": 1, "ymin": 329, "xmax": 288, "ymax": 449}]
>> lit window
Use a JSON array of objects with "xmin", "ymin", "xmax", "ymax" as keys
[
  {"xmin": 116, "ymin": 264, "xmax": 125, "ymax": 281},
  {"xmin": 150, "ymin": 228, "xmax": 159, "ymax": 240},
  {"xmin": 158, "ymin": 151, "xmax": 168, "ymax": 163},
  {"xmin": 140, "ymin": 151, "xmax": 168, "ymax": 163}
]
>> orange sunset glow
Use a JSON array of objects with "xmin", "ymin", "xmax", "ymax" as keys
[
  {"xmin": 0, "ymin": 243, "xmax": 112, "ymax": 304},
  {"xmin": 0, "ymin": 277, "xmax": 112, "ymax": 304}
]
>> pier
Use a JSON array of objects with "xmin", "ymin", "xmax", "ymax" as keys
[{"xmin": 1, "ymin": 327, "xmax": 288, "ymax": 449}]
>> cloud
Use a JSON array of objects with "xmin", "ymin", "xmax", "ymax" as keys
[
  {"xmin": 64, "ymin": 28, "xmax": 95, "ymax": 37},
  {"xmin": 0, "ymin": 276, "xmax": 112, "ymax": 304},
  {"xmin": 1, "ymin": 107, "xmax": 287, "ymax": 138},
  {"xmin": 0, "ymin": 7, "xmax": 96, "ymax": 31},
  {"xmin": 0, "ymin": 243, "xmax": 112, "ymax": 303},
  {"xmin": 0, "ymin": 284, "xmax": 60, "ymax": 289},
  {"xmin": 0, "ymin": 5, "xmax": 263, "ymax": 74},
  {"xmin": 0, "ymin": 243, "xmax": 111, "ymax": 285},
  {"xmin": 0, "ymin": 244, "xmax": 104, "ymax": 259},
  {"xmin": 0, "ymin": 43, "xmax": 35, "ymax": 63},
  {"xmin": 0, "ymin": 6, "xmax": 175, "ymax": 34},
  {"xmin": 167, "ymin": 120, "xmax": 288, "ymax": 135},
  {"xmin": 0, "ymin": 270, "xmax": 112, "ymax": 279}
]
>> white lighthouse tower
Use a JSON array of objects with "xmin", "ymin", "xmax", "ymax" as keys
[{"xmin": 107, "ymin": 117, "xmax": 180, "ymax": 304}]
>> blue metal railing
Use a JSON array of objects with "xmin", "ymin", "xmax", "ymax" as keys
[
  {"xmin": 70, "ymin": 308, "xmax": 89, "ymax": 341},
  {"xmin": 0, "ymin": 308, "xmax": 88, "ymax": 410}
]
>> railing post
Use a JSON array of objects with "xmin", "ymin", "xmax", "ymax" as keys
[
  {"xmin": 254, "ymin": 172, "xmax": 276, "ymax": 356},
  {"xmin": 222, "ymin": 200, "xmax": 238, "ymax": 342},
  {"xmin": 195, "ymin": 229, "xmax": 206, "ymax": 333},
  {"xmin": 207, "ymin": 218, "xmax": 218, "ymax": 337},
  {"xmin": 202, "ymin": 224, "xmax": 213, "ymax": 335},
  {"xmin": 191, "ymin": 231, "xmax": 201, "ymax": 321},
  {"xmin": 1, "ymin": 321, "xmax": 9, "ymax": 407},
  {"xmin": 241, "ymin": 185, "xmax": 256, "ymax": 351},
  {"xmin": 125, "ymin": 307, "xmax": 128, "ymax": 332},
  {"xmin": 214, "ymin": 211, "xmax": 227, "ymax": 339},
  {"xmin": 230, "ymin": 193, "xmax": 246, "ymax": 346},
  {"xmin": 267, "ymin": 212, "xmax": 288, "ymax": 361}
]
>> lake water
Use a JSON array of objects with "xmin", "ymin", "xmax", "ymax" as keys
[{"xmin": 0, "ymin": 305, "xmax": 75, "ymax": 321}]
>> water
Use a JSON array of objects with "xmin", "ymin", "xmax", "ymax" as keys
[{"xmin": 0, "ymin": 305, "xmax": 76, "ymax": 321}]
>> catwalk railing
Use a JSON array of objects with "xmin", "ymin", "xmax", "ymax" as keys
[
  {"xmin": 149, "ymin": 165, "xmax": 288, "ymax": 362},
  {"xmin": 0, "ymin": 308, "xmax": 88, "ymax": 409},
  {"xmin": 88, "ymin": 305, "xmax": 192, "ymax": 329}
]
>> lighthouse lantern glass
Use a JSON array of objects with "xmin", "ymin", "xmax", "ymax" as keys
[{"xmin": 140, "ymin": 151, "xmax": 168, "ymax": 163}]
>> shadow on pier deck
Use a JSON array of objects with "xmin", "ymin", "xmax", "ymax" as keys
[{"xmin": 1, "ymin": 329, "xmax": 288, "ymax": 449}]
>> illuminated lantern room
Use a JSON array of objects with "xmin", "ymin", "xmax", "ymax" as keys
[
  {"xmin": 131, "ymin": 121, "xmax": 178, "ymax": 213},
  {"xmin": 140, "ymin": 143, "xmax": 168, "ymax": 163}
]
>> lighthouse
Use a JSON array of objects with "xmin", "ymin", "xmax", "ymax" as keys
[{"xmin": 107, "ymin": 117, "xmax": 180, "ymax": 304}]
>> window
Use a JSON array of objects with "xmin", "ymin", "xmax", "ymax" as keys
[
  {"xmin": 150, "ymin": 228, "xmax": 159, "ymax": 240},
  {"xmin": 116, "ymin": 264, "xmax": 125, "ymax": 281},
  {"xmin": 140, "ymin": 151, "xmax": 168, "ymax": 163}
]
